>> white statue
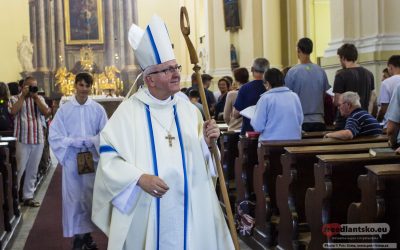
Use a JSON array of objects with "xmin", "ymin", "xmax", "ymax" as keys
[
  {"xmin": 17, "ymin": 36, "xmax": 34, "ymax": 72},
  {"xmin": 198, "ymin": 46, "xmax": 208, "ymax": 73}
]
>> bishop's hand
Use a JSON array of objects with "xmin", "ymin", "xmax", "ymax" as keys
[
  {"xmin": 203, "ymin": 119, "xmax": 220, "ymax": 147},
  {"xmin": 138, "ymin": 174, "xmax": 169, "ymax": 198}
]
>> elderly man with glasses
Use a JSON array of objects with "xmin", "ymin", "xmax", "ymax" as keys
[
  {"xmin": 92, "ymin": 15, "xmax": 234, "ymax": 250},
  {"xmin": 325, "ymin": 91, "xmax": 382, "ymax": 140}
]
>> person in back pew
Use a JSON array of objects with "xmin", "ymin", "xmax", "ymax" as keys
[
  {"xmin": 250, "ymin": 68, "xmax": 303, "ymax": 141},
  {"xmin": 324, "ymin": 91, "xmax": 382, "ymax": 140}
]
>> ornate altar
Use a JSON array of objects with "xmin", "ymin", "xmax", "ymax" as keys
[
  {"xmin": 55, "ymin": 47, "xmax": 124, "ymax": 97},
  {"xmin": 27, "ymin": 0, "xmax": 141, "ymax": 97}
]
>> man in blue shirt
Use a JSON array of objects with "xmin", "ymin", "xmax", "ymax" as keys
[
  {"xmin": 251, "ymin": 68, "xmax": 303, "ymax": 141},
  {"xmin": 233, "ymin": 57, "xmax": 269, "ymax": 135},
  {"xmin": 285, "ymin": 37, "xmax": 330, "ymax": 131},
  {"xmin": 325, "ymin": 91, "xmax": 382, "ymax": 140}
]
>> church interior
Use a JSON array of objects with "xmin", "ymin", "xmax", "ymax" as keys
[{"xmin": 0, "ymin": 0, "xmax": 400, "ymax": 249}]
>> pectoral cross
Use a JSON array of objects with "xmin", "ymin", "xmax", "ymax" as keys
[{"xmin": 165, "ymin": 133, "xmax": 175, "ymax": 147}]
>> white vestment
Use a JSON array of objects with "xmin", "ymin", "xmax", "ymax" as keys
[
  {"xmin": 49, "ymin": 96, "xmax": 108, "ymax": 237},
  {"xmin": 92, "ymin": 88, "xmax": 234, "ymax": 250}
]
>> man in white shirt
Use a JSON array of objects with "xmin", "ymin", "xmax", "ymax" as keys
[{"xmin": 377, "ymin": 55, "xmax": 400, "ymax": 125}]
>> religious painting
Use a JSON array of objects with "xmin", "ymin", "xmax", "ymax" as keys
[
  {"xmin": 64, "ymin": 0, "xmax": 104, "ymax": 45},
  {"xmin": 223, "ymin": 0, "xmax": 241, "ymax": 31}
]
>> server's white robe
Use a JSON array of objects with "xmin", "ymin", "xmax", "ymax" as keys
[
  {"xmin": 92, "ymin": 88, "xmax": 234, "ymax": 250},
  {"xmin": 49, "ymin": 96, "xmax": 108, "ymax": 237}
]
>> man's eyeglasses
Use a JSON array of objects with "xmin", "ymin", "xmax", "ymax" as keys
[{"xmin": 148, "ymin": 65, "xmax": 182, "ymax": 75}]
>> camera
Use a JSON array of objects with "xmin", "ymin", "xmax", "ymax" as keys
[{"xmin": 29, "ymin": 86, "xmax": 38, "ymax": 93}]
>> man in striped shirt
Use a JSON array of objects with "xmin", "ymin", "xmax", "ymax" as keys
[
  {"xmin": 325, "ymin": 91, "xmax": 382, "ymax": 140},
  {"xmin": 10, "ymin": 76, "xmax": 50, "ymax": 207}
]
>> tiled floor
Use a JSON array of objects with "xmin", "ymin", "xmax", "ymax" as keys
[{"xmin": 8, "ymin": 153, "xmax": 252, "ymax": 250}]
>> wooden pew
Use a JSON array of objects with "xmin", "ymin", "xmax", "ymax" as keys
[
  {"xmin": 235, "ymin": 135, "xmax": 259, "ymax": 205},
  {"xmin": 219, "ymin": 131, "xmax": 240, "ymax": 199},
  {"xmin": 0, "ymin": 136, "xmax": 19, "ymax": 218},
  {"xmin": 253, "ymin": 135, "xmax": 387, "ymax": 248},
  {"xmin": 217, "ymin": 123, "xmax": 229, "ymax": 132},
  {"xmin": 301, "ymin": 131, "xmax": 328, "ymax": 139},
  {"xmin": 305, "ymin": 153, "xmax": 400, "ymax": 250},
  {"xmin": 348, "ymin": 164, "xmax": 400, "ymax": 246},
  {"xmin": 0, "ymin": 172, "xmax": 5, "ymax": 250},
  {"xmin": 0, "ymin": 142, "xmax": 15, "ymax": 232},
  {"xmin": 220, "ymin": 131, "xmax": 240, "ymax": 183},
  {"xmin": 277, "ymin": 142, "xmax": 388, "ymax": 250},
  {"xmin": 234, "ymin": 131, "xmax": 328, "ymax": 208}
]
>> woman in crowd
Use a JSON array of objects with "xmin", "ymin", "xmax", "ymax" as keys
[{"xmin": 214, "ymin": 77, "xmax": 232, "ymax": 121}]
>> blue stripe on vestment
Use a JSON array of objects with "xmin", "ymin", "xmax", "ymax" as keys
[
  {"xmin": 146, "ymin": 26, "xmax": 161, "ymax": 64},
  {"xmin": 173, "ymin": 105, "xmax": 189, "ymax": 250},
  {"xmin": 145, "ymin": 104, "xmax": 160, "ymax": 250},
  {"xmin": 99, "ymin": 145, "xmax": 117, "ymax": 154}
]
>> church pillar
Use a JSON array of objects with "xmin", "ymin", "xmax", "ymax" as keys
[
  {"xmin": 29, "ymin": 0, "xmax": 37, "ymax": 70},
  {"xmin": 206, "ymin": 0, "xmax": 232, "ymax": 77},
  {"xmin": 285, "ymin": 0, "xmax": 302, "ymax": 66},
  {"xmin": 322, "ymin": 0, "xmax": 400, "ymax": 90},
  {"xmin": 122, "ymin": 0, "xmax": 136, "ymax": 68},
  {"xmin": 236, "ymin": 0, "xmax": 263, "ymax": 71},
  {"xmin": 55, "ymin": 0, "xmax": 65, "ymax": 68},
  {"xmin": 121, "ymin": 0, "xmax": 140, "ymax": 95},
  {"xmin": 36, "ymin": 0, "xmax": 48, "ymax": 72},
  {"xmin": 262, "ymin": 0, "xmax": 282, "ymax": 68},
  {"xmin": 105, "ymin": 0, "xmax": 115, "ymax": 66},
  {"xmin": 34, "ymin": 0, "xmax": 51, "ymax": 96}
]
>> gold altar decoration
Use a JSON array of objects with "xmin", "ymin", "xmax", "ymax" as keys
[
  {"xmin": 55, "ymin": 67, "xmax": 76, "ymax": 96},
  {"xmin": 80, "ymin": 46, "xmax": 95, "ymax": 71},
  {"xmin": 55, "ymin": 47, "xmax": 124, "ymax": 96}
]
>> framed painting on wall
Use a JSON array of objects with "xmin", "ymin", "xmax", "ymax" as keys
[
  {"xmin": 64, "ymin": 0, "xmax": 104, "ymax": 45},
  {"xmin": 223, "ymin": 0, "xmax": 241, "ymax": 31}
]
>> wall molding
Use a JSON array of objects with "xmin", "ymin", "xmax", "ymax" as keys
[{"xmin": 324, "ymin": 34, "xmax": 400, "ymax": 57}]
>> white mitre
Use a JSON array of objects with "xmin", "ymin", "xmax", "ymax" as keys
[{"xmin": 128, "ymin": 15, "xmax": 175, "ymax": 70}]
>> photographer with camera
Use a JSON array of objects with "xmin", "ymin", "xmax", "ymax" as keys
[{"xmin": 10, "ymin": 76, "xmax": 50, "ymax": 207}]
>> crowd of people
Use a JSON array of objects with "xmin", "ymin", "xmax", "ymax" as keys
[
  {"xmin": 1, "ymin": 17, "xmax": 400, "ymax": 250},
  {"xmin": 179, "ymin": 38, "xmax": 399, "ymax": 146}
]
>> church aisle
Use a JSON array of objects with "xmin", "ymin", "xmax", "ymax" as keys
[
  {"xmin": 9, "ymin": 156, "xmax": 251, "ymax": 250},
  {"xmin": 22, "ymin": 165, "xmax": 108, "ymax": 250},
  {"xmin": 9, "ymin": 161, "xmax": 108, "ymax": 249},
  {"xmin": 9, "ymin": 156, "xmax": 59, "ymax": 250}
]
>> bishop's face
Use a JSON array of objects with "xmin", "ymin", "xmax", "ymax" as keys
[{"xmin": 146, "ymin": 59, "xmax": 181, "ymax": 100}]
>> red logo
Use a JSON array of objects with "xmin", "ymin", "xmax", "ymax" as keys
[{"xmin": 322, "ymin": 223, "xmax": 341, "ymax": 238}]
